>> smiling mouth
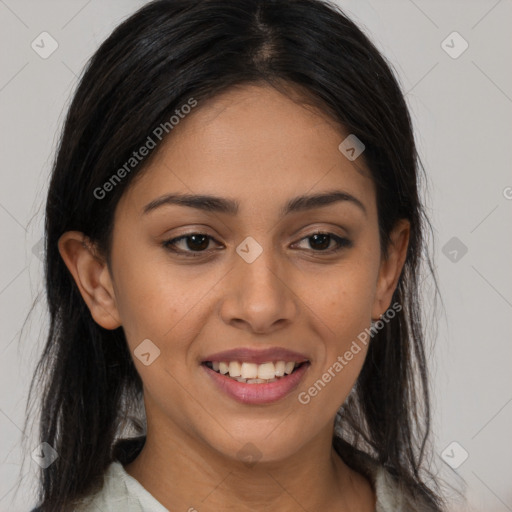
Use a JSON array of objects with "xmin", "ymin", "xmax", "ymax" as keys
[{"xmin": 202, "ymin": 360, "xmax": 309, "ymax": 384}]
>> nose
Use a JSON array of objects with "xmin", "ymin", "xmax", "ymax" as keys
[{"xmin": 219, "ymin": 242, "xmax": 298, "ymax": 335}]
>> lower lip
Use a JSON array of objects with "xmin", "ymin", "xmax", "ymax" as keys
[{"xmin": 202, "ymin": 363, "xmax": 310, "ymax": 405}]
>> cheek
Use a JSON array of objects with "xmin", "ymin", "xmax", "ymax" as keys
[
  {"xmin": 299, "ymin": 277, "xmax": 373, "ymax": 412},
  {"xmin": 109, "ymin": 247, "xmax": 183, "ymax": 340},
  {"xmin": 111, "ymin": 246, "xmax": 219, "ymax": 365},
  {"xmin": 296, "ymin": 252, "xmax": 378, "ymax": 404},
  {"xmin": 302, "ymin": 256, "xmax": 379, "ymax": 335}
]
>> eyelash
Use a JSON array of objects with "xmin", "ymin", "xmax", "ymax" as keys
[{"xmin": 161, "ymin": 231, "xmax": 352, "ymax": 258}]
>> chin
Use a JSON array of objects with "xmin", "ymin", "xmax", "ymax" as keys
[{"xmin": 203, "ymin": 422, "xmax": 308, "ymax": 466}]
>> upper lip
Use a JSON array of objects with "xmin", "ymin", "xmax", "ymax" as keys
[{"xmin": 202, "ymin": 347, "xmax": 310, "ymax": 365}]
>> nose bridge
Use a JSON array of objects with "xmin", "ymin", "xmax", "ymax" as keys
[
  {"xmin": 240, "ymin": 241, "xmax": 279, "ymax": 291},
  {"xmin": 220, "ymin": 235, "xmax": 297, "ymax": 332}
]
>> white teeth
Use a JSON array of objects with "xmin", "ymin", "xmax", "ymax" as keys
[
  {"xmin": 228, "ymin": 361, "xmax": 241, "ymax": 377},
  {"xmin": 240, "ymin": 362, "xmax": 258, "ymax": 379},
  {"xmin": 284, "ymin": 362, "xmax": 295, "ymax": 375},
  {"xmin": 274, "ymin": 361, "xmax": 286, "ymax": 377},
  {"xmin": 257, "ymin": 362, "xmax": 275, "ymax": 380},
  {"xmin": 208, "ymin": 359, "xmax": 307, "ymax": 383}
]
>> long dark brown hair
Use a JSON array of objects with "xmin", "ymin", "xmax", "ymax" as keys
[{"xmin": 22, "ymin": 0, "xmax": 445, "ymax": 509}]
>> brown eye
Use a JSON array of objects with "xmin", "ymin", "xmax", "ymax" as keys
[
  {"xmin": 162, "ymin": 233, "xmax": 219, "ymax": 256},
  {"xmin": 295, "ymin": 232, "xmax": 352, "ymax": 253},
  {"xmin": 182, "ymin": 234, "xmax": 210, "ymax": 251},
  {"xmin": 308, "ymin": 233, "xmax": 331, "ymax": 250}
]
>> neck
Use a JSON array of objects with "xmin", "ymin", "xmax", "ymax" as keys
[{"xmin": 124, "ymin": 420, "xmax": 374, "ymax": 511}]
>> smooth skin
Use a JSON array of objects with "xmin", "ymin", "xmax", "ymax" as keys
[{"xmin": 58, "ymin": 83, "xmax": 409, "ymax": 511}]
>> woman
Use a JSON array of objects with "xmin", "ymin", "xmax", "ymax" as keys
[{"xmin": 27, "ymin": 0, "xmax": 445, "ymax": 510}]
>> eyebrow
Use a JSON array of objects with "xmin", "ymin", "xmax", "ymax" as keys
[{"xmin": 142, "ymin": 189, "xmax": 367, "ymax": 217}]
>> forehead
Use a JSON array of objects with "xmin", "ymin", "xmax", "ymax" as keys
[{"xmin": 118, "ymin": 84, "xmax": 375, "ymax": 219}]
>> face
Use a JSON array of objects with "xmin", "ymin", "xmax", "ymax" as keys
[{"xmin": 60, "ymin": 83, "xmax": 408, "ymax": 465}]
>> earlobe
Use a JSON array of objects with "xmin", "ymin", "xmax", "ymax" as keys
[
  {"xmin": 372, "ymin": 219, "xmax": 410, "ymax": 319},
  {"xmin": 57, "ymin": 231, "xmax": 122, "ymax": 330}
]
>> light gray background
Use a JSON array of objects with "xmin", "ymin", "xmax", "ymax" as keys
[{"xmin": 1, "ymin": 0, "xmax": 511, "ymax": 510}]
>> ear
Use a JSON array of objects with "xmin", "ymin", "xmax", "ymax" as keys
[
  {"xmin": 371, "ymin": 219, "xmax": 410, "ymax": 320},
  {"xmin": 57, "ymin": 231, "xmax": 122, "ymax": 330}
]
